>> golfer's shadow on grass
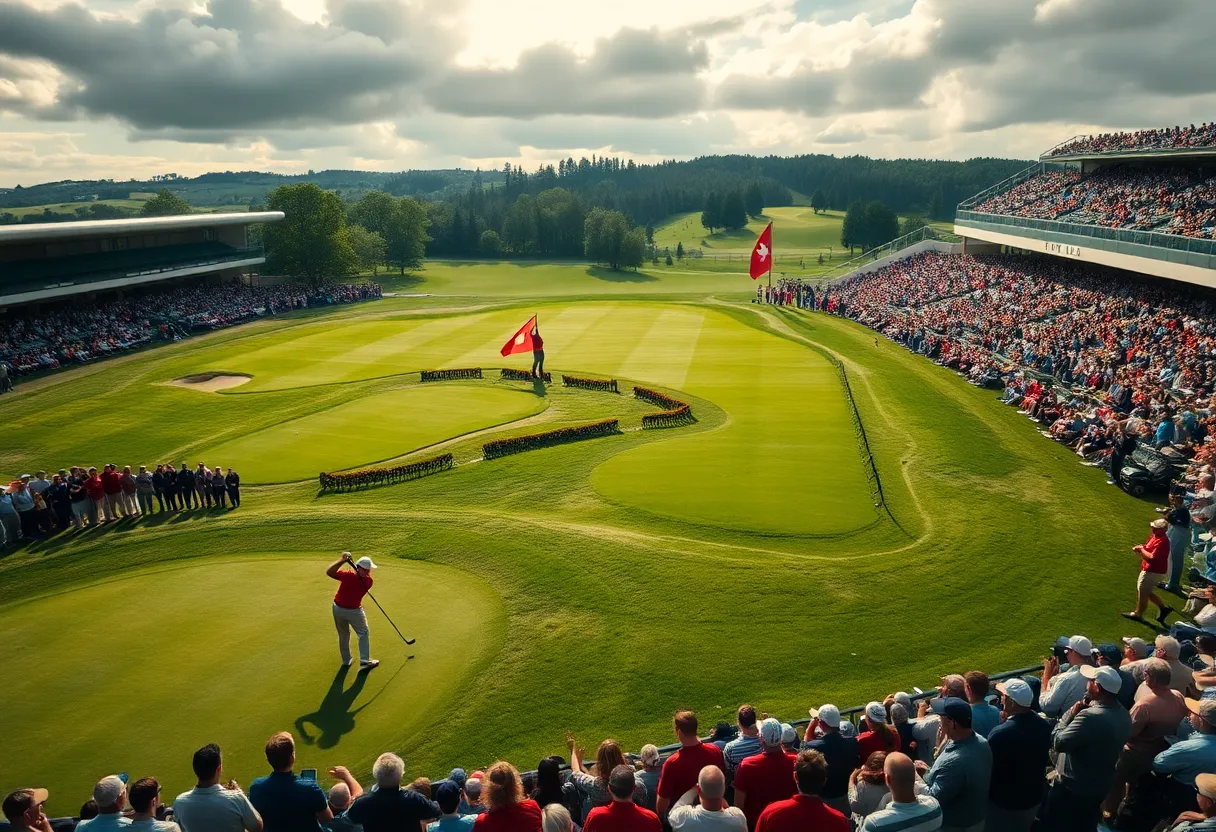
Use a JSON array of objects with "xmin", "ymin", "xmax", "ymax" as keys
[{"xmin": 294, "ymin": 665, "xmax": 373, "ymax": 750}]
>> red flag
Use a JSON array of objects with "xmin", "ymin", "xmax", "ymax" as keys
[
  {"xmin": 749, "ymin": 222, "xmax": 773, "ymax": 279},
  {"xmin": 500, "ymin": 315, "xmax": 537, "ymax": 357}
]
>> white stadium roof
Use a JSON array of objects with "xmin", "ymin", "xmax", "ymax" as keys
[{"xmin": 0, "ymin": 211, "xmax": 284, "ymax": 244}]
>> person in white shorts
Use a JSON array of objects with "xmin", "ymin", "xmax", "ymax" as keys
[{"xmin": 326, "ymin": 553, "xmax": 379, "ymax": 670}]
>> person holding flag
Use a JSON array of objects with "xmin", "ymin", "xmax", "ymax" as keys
[
  {"xmin": 750, "ymin": 221, "xmax": 774, "ymax": 282},
  {"xmin": 531, "ymin": 323, "xmax": 545, "ymax": 379},
  {"xmin": 500, "ymin": 314, "xmax": 547, "ymax": 382}
]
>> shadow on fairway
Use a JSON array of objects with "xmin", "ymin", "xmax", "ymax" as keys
[
  {"xmin": 586, "ymin": 266, "xmax": 658, "ymax": 284},
  {"xmin": 295, "ymin": 665, "xmax": 371, "ymax": 750}
]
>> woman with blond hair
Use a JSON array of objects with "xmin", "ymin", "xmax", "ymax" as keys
[
  {"xmin": 563, "ymin": 734, "xmax": 645, "ymax": 821},
  {"xmin": 473, "ymin": 761, "xmax": 541, "ymax": 831},
  {"xmin": 541, "ymin": 803, "xmax": 574, "ymax": 832}
]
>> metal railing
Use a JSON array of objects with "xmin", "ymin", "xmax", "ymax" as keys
[
  {"xmin": 957, "ymin": 162, "xmax": 1044, "ymax": 210},
  {"xmin": 955, "ymin": 210, "xmax": 1216, "ymax": 260},
  {"xmin": 818, "ymin": 226, "xmax": 962, "ymax": 285}
]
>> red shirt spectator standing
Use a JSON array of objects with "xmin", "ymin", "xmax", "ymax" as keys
[
  {"xmin": 755, "ymin": 749, "xmax": 847, "ymax": 832},
  {"xmin": 1125, "ymin": 518, "xmax": 1174, "ymax": 625},
  {"xmin": 734, "ymin": 719, "xmax": 796, "ymax": 831},
  {"xmin": 656, "ymin": 711, "xmax": 726, "ymax": 820},
  {"xmin": 855, "ymin": 702, "xmax": 901, "ymax": 766},
  {"xmin": 583, "ymin": 766, "xmax": 660, "ymax": 832}
]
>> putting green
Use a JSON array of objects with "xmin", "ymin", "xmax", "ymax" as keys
[
  {"xmin": 203, "ymin": 386, "xmax": 546, "ymax": 483},
  {"xmin": 591, "ymin": 310, "xmax": 876, "ymax": 535},
  {"xmin": 0, "ymin": 555, "xmax": 504, "ymax": 801}
]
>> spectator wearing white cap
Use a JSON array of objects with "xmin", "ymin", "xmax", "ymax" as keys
[
  {"xmin": 923, "ymin": 697, "xmax": 991, "ymax": 832},
  {"xmin": 636, "ymin": 745, "xmax": 662, "ymax": 812},
  {"xmin": 1123, "ymin": 636, "xmax": 1152, "ymax": 664},
  {"xmin": 1164, "ymin": 771, "xmax": 1216, "ymax": 832},
  {"xmin": 733, "ymin": 718, "xmax": 795, "ymax": 831},
  {"xmin": 912, "ymin": 676, "xmax": 966, "ymax": 765},
  {"xmin": 1131, "ymin": 636, "xmax": 1195, "ymax": 700},
  {"xmin": 325, "ymin": 553, "xmax": 379, "ymax": 671},
  {"xmin": 77, "ymin": 776, "xmax": 131, "ymax": 831},
  {"xmin": 779, "ymin": 724, "xmax": 798, "ymax": 753},
  {"xmin": 1153, "ymin": 697, "xmax": 1216, "ymax": 817},
  {"xmin": 804, "ymin": 704, "xmax": 856, "ymax": 817},
  {"xmin": 1104, "ymin": 658, "xmax": 1187, "ymax": 818},
  {"xmin": 857, "ymin": 702, "xmax": 901, "ymax": 767},
  {"xmin": 1041, "ymin": 665, "xmax": 1132, "ymax": 832},
  {"xmin": 1039, "ymin": 635, "xmax": 1095, "ymax": 718},
  {"xmin": 985, "ymin": 678, "xmax": 1050, "ymax": 832},
  {"xmin": 723, "ymin": 705, "xmax": 762, "ymax": 772}
]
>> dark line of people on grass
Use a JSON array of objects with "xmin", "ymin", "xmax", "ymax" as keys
[
  {"xmin": 10, "ymin": 653, "xmax": 1216, "ymax": 832},
  {"xmin": 0, "ymin": 462, "xmax": 241, "ymax": 548}
]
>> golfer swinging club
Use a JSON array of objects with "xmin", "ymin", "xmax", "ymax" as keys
[{"xmin": 327, "ymin": 552, "xmax": 379, "ymax": 670}]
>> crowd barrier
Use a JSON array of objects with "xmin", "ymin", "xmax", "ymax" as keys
[
  {"xmin": 634, "ymin": 386, "xmax": 696, "ymax": 430},
  {"xmin": 482, "ymin": 419, "xmax": 620, "ymax": 460},
  {"xmin": 318, "ymin": 453, "xmax": 454, "ymax": 491},
  {"xmin": 421, "ymin": 368, "xmax": 482, "ymax": 382},
  {"xmin": 501, "ymin": 368, "xmax": 551, "ymax": 383},
  {"xmin": 562, "ymin": 375, "xmax": 619, "ymax": 393}
]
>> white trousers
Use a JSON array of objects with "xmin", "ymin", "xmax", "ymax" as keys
[{"xmin": 332, "ymin": 603, "xmax": 370, "ymax": 663}]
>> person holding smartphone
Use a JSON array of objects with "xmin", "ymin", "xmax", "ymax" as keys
[{"xmin": 326, "ymin": 553, "xmax": 379, "ymax": 671}]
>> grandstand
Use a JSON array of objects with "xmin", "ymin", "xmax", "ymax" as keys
[
  {"xmin": 953, "ymin": 124, "xmax": 1216, "ymax": 287},
  {"xmin": 0, "ymin": 212, "xmax": 284, "ymax": 308}
]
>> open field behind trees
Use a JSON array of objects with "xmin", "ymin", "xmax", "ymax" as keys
[{"xmin": 0, "ymin": 261, "xmax": 1154, "ymax": 804}]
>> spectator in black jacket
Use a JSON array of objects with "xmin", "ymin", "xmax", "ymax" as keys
[
  {"xmin": 152, "ymin": 465, "xmax": 167, "ymax": 512},
  {"xmin": 211, "ymin": 466, "xmax": 227, "ymax": 509},
  {"xmin": 226, "ymin": 468, "xmax": 241, "ymax": 508},
  {"xmin": 987, "ymin": 678, "xmax": 1051, "ymax": 831},
  {"xmin": 804, "ymin": 705, "xmax": 855, "ymax": 818},
  {"xmin": 178, "ymin": 463, "xmax": 196, "ymax": 510}
]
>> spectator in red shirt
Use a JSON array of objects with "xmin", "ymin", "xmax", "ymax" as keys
[
  {"xmin": 473, "ymin": 762, "xmax": 541, "ymax": 832},
  {"xmin": 855, "ymin": 702, "xmax": 900, "ymax": 766},
  {"xmin": 1124, "ymin": 518, "xmax": 1175, "ymax": 625},
  {"xmin": 734, "ymin": 719, "xmax": 796, "ymax": 831},
  {"xmin": 583, "ymin": 766, "xmax": 660, "ymax": 832},
  {"xmin": 755, "ymin": 749, "xmax": 848, "ymax": 832},
  {"xmin": 100, "ymin": 463, "xmax": 124, "ymax": 522},
  {"xmin": 83, "ymin": 467, "xmax": 105, "ymax": 526},
  {"xmin": 325, "ymin": 552, "xmax": 379, "ymax": 671},
  {"xmin": 656, "ymin": 711, "xmax": 726, "ymax": 822}
]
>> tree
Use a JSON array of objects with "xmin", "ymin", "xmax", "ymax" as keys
[
  {"xmin": 620, "ymin": 228, "xmax": 646, "ymax": 270},
  {"xmin": 140, "ymin": 189, "xmax": 192, "ymax": 217},
  {"xmin": 720, "ymin": 190, "xmax": 748, "ymax": 230},
  {"xmin": 899, "ymin": 215, "xmax": 929, "ymax": 238},
  {"xmin": 862, "ymin": 201, "xmax": 900, "ymax": 250},
  {"xmin": 811, "ymin": 189, "xmax": 828, "ymax": 214},
  {"xmin": 346, "ymin": 224, "xmax": 387, "ymax": 274},
  {"xmin": 349, "ymin": 191, "xmax": 430, "ymax": 274},
  {"xmin": 841, "ymin": 200, "xmax": 863, "ymax": 253},
  {"xmin": 744, "ymin": 181, "xmax": 765, "ymax": 218},
  {"xmin": 584, "ymin": 208, "xmax": 633, "ymax": 269},
  {"xmin": 700, "ymin": 191, "xmax": 721, "ymax": 233},
  {"xmin": 645, "ymin": 221, "xmax": 654, "ymax": 244},
  {"xmin": 264, "ymin": 184, "xmax": 357, "ymax": 282},
  {"xmin": 665, "ymin": 253, "xmax": 673, "ymax": 266},
  {"xmin": 929, "ymin": 186, "xmax": 945, "ymax": 221},
  {"xmin": 676, "ymin": 241, "xmax": 685, "ymax": 260},
  {"xmin": 479, "ymin": 229, "xmax": 503, "ymax": 255}
]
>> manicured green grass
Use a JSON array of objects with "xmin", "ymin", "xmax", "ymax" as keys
[
  {"xmin": 5, "ymin": 197, "xmax": 150, "ymax": 218},
  {"xmin": 652, "ymin": 207, "xmax": 848, "ymax": 255},
  {"xmin": 0, "ymin": 262, "xmax": 1159, "ymax": 812}
]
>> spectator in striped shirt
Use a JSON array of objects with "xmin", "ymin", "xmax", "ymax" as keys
[
  {"xmin": 859, "ymin": 753, "xmax": 942, "ymax": 832},
  {"xmin": 723, "ymin": 706, "xmax": 762, "ymax": 771}
]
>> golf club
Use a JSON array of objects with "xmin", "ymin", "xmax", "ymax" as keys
[{"xmin": 346, "ymin": 555, "xmax": 416, "ymax": 646}]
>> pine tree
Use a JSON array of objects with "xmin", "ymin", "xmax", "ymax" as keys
[{"xmin": 744, "ymin": 182, "xmax": 765, "ymax": 218}]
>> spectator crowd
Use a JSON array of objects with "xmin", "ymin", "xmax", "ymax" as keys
[
  {"xmin": 0, "ymin": 281, "xmax": 382, "ymax": 386},
  {"xmin": 971, "ymin": 167, "xmax": 1216, "ymax": 239},
  {"xmin": 10, "ymin": 652, "xmax": 1216, "ymax": 832},
  {"xmin": 0, "ymin": 463, "xmax": 242, "ymax": 549},
  {"xmin": 1047, "ymin": 125, "xmax": 1216, "ymax": 157}
]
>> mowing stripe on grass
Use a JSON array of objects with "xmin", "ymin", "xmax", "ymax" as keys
[{"xmin": 615, "ymin": 307, "xmax": 705, "ymax": 389}]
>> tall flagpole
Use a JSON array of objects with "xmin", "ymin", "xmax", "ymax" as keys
[{"xmin": 768, "ymin": 223, "xmax": 774, "ymax": 289}]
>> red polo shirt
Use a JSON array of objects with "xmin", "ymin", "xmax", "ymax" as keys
[
  {"xmin": 333, "ymin": 570, "xmax": 372, "ymax": 609},
  {"xmin": 656, "ymin": 742, "xmax": 725, "ymax": 803},
  {"xmin": 755, "ymin": 794, "xmax": 848, "ymax": 832},
  {"xmin": 733, "ymin": 750, "xmax": 796, "ymax": 831},
  {"xmin": 473, "ymin": 799, "xmax": 542, "ymax": 832},
  {"xmin": 101, "ymin": 470, "xmax": 122, "ymax": 494},
  {"xmin": 1141, "ymin": 531, "xmax": 1170, "ymax": 574},
  {"xmin": 84, "ymin": 475, "xmax": 105, "ymax": 500},
  {"xmin": 583, "ymin": 800, "xmax": 660, "ymax": 832}
]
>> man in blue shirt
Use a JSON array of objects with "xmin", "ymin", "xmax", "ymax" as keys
[
  {"xmin": 723, "ymin": 705, "xmax": 762, "ymax": 771},
  {"xmin": 964, "ymin": 672, "xmax": 1000, "ymax": 739},
  {"xmin": 249, "ymin": 733, "xmax": 332, "ymax": 832},
  {"xmin": 1154, "ymin": 698, "xmax": 1216, "ymax": 821},
  {"xmin": 346, "ymin": 753, "xmax": 441, "ymax": 832},
  {"xmin": 924, "ymin": 697, "xmax": 992, "ymax": 832},
  {"xmin": 986, "ymin": 679, "xmax": 1051, "ymax": 831}
]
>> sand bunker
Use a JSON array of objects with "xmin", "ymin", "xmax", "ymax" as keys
[{"xmin": 169, "ymin": 373, "xmax": 251, "ymax": 392}]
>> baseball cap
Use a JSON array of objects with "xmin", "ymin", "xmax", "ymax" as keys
[
  {"xmin": 995, "ymin": 678, "xmax": 1034, "ymax": 708},
  {"xmin": 864, "ymin": 702, "xmax": 887, "ymax": 724},
  {"xmin": 781, "ymin": 723, "xmax": 797, "ymax": 745},
  {"xmin": 1123, "ymin": 636, "xmax": 1151, "ymax": 658},
  {"xmin": 93, "ymin": 776, "xmax": 126, "ymax": 808},
  {"xmin": 1187, "ymin": 698, "xmax": 1216, "ymax": 725},
  {"xmin": 1067, "ymin": 635, "xmax": 1093, "ymax": 656},
  {"xmin": 1096, "ymin": 643, "xmax": 1123, "ymax": 666},
  {"xmin": 1198, "ymin": 773, "xmax": 1216, "ymax": 800},
  {"xmin": 892, "ymin": 692, "xmax": 913, "ymax": 713},
  {"xmin": 3, "ymin": 788, "xmax": 48, "ymax": 821},
  {"xmin": 809, "ymin": 704, "xmax": 841, "ymax": 728},
  {"xmin": 640, "ymin": 745, "xmax": 660, "ymax": 766},
  {"xmin": 355, "ymin": 556, "xmax": 377, "ymax": 570},
  {"xmin": 447, "ymin": 768, "xmax": 467, "ymax": 789},
  {"xmin": 930, "ymin": 697, "xmax": 972, "ymax": 727},
  {"xmin": 759, "ymin": 717, "xmax": 783, "ymax": 746},
  {"xmin": 1080, "ymin": 664, "xmax": 1122, "ymax": 694},
  {"xmin": 434, "ymin": 781, "xmax": 461, "ymax": 812}
]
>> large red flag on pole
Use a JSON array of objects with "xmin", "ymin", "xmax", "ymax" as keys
[
  {"xmin": 500, "ymin": 315, "xmax": 538, "ymax": 356},
  {"xmin": 749, "ymin": 222, "xmax": 773, "ymax": 280}
]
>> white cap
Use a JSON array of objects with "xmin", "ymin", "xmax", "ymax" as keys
[
  {"xmin": 781, "ymin": 723, "xmax": 797, "ymax": 745},
  {"xmin": 94, "ymin": 775, "xmax": 126, "ymax": 808},
  {"xmin": 640, "ymin": 744, "xmax": 660, "ymax": 766},
  {"xmin": 995, "ymin": 678, "xmax": 1034, "ymax": 708},
  {"xmin": 809, "ymin": 704, "xmax": 841, "ymax": 728},
  {"xmin": 355, "ymin": 556, "xmax": 377, "ymax": 570},
  {"xmin": 1080, "ymin": 664, "xmax": 1122, "ymax": 694},
  {"xmin": 759, "ymin": 718, "xmax": 784, "ymax": 746},
  {"xmin": 1122, "ymin": 637, "xmax": 1151, "ymax": 658},
  {"xmin": 892, "ymin": 692, "xmax": 913, "ymax": 712},
  {"xmin": 864, "ymin": 701, "xmax": 887, "ymax": 724},
  {"xmin": 1067, "ymin": 635, "xmax": 1093, "ymax": 656}
]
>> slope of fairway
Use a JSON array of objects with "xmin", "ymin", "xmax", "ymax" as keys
[
  {"xmin": 653, "ymin": 207, "xmax": 847, "ymax": 253},
  {"xmin": 591, "ymin": 310, "xmax": 876, "ymax": 536},
  {"xmin": 204, "ymin": 386, "xmax": 546, "ymax": 482},
  {"xmin": 0, "ymin": 556, "xmax": 505, "ymax": 801}
]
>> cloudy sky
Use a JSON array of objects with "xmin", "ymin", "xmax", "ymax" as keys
[{"xmin": 1, "ymin": 0, "xmax": 1214, "ymax": 187}]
